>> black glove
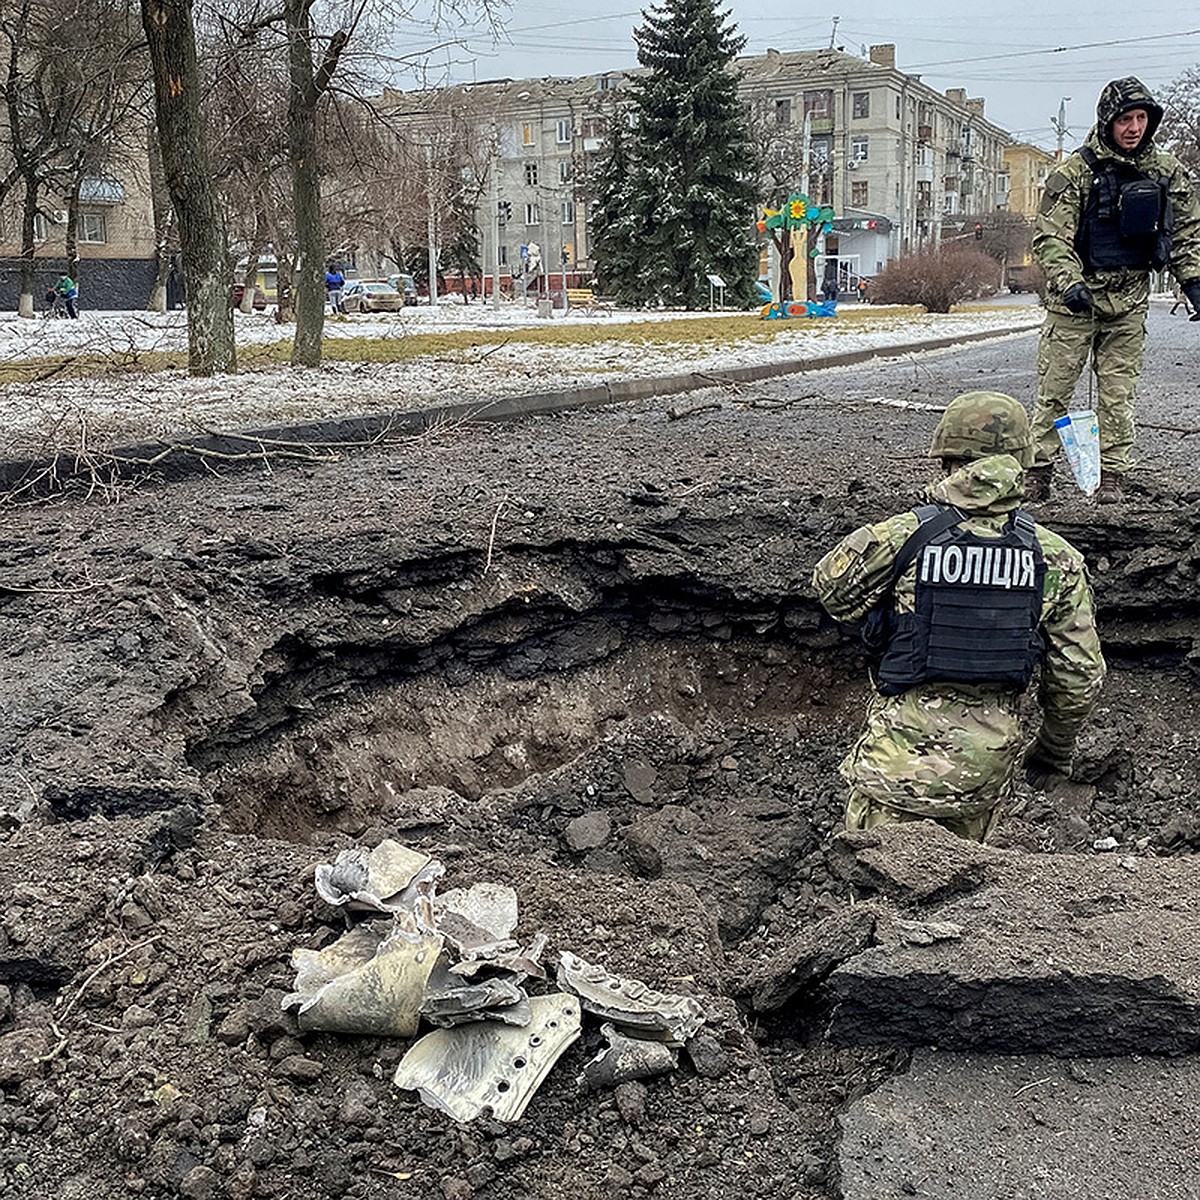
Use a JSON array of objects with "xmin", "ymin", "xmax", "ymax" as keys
[
  {"xmin": 1182, "ymin": 279, "xmax": 1200, "ymax": 322},
  {"xmin": 1022, "ymin": 740, "xmax": 1071, "ymax": 790},
  {"xmin": 1061, "ymin": 282, "xmax": 1095, "ymax": 316}
]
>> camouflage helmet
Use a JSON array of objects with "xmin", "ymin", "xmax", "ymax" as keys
[{"xmin": 929, "ymin": 391, "xmax": 1032, "ymax": 468}]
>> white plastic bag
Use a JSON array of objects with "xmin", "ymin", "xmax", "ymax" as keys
[{"xmin": 1053, "ymin": 410, "xmax": 1100, "ymax": 496}]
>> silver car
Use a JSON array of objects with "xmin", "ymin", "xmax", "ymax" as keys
[{"xmin": 342, "ymin": 280, "xmax": 404, "ymax": 313}]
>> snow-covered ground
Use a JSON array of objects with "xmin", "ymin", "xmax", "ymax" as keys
[{"xmin": 0, "ymin": 302, "xmax": 1042, "ymax": 454}]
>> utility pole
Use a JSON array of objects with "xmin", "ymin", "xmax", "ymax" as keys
[
  {"xmin": 1051, "ymin": 97, "xmax": 1071, "ymax": 160},
  {"xmin": 828, "ymin": 15, "xmax": 840, "ymax": 49},
  {"xmin": 425, "ymin": 141, "xmax": 438, "ymax": 307},
  {"xmin": 489, "ymin": 128, "xmax": 501, "ymax": 310}
]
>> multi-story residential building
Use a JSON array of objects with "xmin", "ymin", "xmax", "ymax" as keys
[
  {"xmin": 376, "ymin": 42, "xmax": 1013, "ymax": 295},
  {"xmin": 740, "ymin": 45, "xmax": 1010, "ymax": 283},
  {"xmin": 1003, "ymin": 141, "xmax": 1056, "ymax": 221}
]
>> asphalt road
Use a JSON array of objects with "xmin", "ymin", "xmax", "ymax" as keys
[{"xmin": 758, "ymin": 302, "xmax": 1199, "ymax": 494}]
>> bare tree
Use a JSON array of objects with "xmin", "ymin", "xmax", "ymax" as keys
[
  {"xmin": 213, "ymin": 0, "xmax": 501, "ymax": 363},
  {"xmin": 142, "ymin": 0, "xmax": 236, "ymax": 374},
  {"xmin": 1159, "ymin": 66, "xmax": 1200, "ymax": 180}
]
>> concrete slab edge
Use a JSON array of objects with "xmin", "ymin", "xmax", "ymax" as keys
[{"xmin": 0, "ymin": 322, "xmax": 1038, "ymax": 493}]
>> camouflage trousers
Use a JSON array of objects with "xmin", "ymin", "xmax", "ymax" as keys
[
  {"xmin": 844, "ymin": 788, "xmax": 1002, "ymax": 843},
  {"xmin": 1031, "ymin": 305, "xmax": 1147, "ymax": 475}
]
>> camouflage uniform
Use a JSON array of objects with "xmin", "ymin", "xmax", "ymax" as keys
[
  {"xmin": 813, "ymin": 425, "xmax": 1105, "ymax": 839},
  {"xmin": 1032, "ymin": 78, "xmax": 1200, "ymax": 477}
]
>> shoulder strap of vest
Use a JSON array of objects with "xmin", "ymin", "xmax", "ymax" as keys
[
  {"xmin": 1079, "ymin": 145, "xmax": 1100, "ymax": 172},
  {"xmin": 1007, "ymin": 508, "xmax": 1038, "ymax": 548},
  {"xmin": 889, "ymin": 504, "xmax": 965, "ymax": 585}
]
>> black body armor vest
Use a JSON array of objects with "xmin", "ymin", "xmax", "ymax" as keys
[
  {"xmin": 1074, "ymin": 146, "xmax": 1172, "ymax": 272},
  {"xmin": 864, "ymin": 505, "xmax": 1046, "ymax": 697}
]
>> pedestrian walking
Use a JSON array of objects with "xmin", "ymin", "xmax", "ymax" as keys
[
  {"xmin": 1169, "ymin": 282, "xmax": 1194, "ymax": 316},
  {"xmin": 812, "ymin": 392, "xmax": 1106, "ymax": 841},
  {"xmin": 1029, "ymin": 77, "xmax": 1200, "ymax": 505},
  {"xmin": 325, "ymin": 264, "xmax": 345, "ymax": 314}
]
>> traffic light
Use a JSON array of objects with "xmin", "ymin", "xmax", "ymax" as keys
[
  {"xmin": 561, "ymin": 244, "xmax": 570, "ymax": 264},
  {"xmin": 498, "ymin": 200, "xmax": 512, "ymax": 225},
  {"xmin": 974, "ymin": 223, "xmax": 983, "ymax": 240}
]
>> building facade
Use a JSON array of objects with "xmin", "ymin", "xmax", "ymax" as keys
[
  {"xmin": 375, "ymin": 42, "xmax": 1014, "ymax": 295},
  {"xmin": 0, "ymin": 151, "xmax": 159, "ymax": 311}
]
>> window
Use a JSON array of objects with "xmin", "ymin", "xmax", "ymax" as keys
[
  {"xmin": 852, "ymin": 91, "xmax": 870, "ymax": 120},
  {"xmin": 562, "ymin": 200, "xmax": 575, "ymax": 224},
  {"xmin": 556, "ymin": 119, "xmax": 572, "ymax": 144},
  {"xmin": 559, "ymin": 160, "xmax": 573, "ymax": 184},
  {"xmin": 521, "ymin": 122, "xmax": 535, "ymax": 146},
  {"xmin": 896, "ymin": 95, "xmax": 901, "ymax": 119},
  {"xmin": 80, "ymin": 212, "xmax": 107, "ymax": 243},
  {"xmin": 852, "ymin": 181, "xmax": 869, "ymax": 208},
  {"xmin": 851, "ymin": 136, "xmax": 869, "ymax": 162},
  {"xmin": 802, "ymin": 89, "xmax": 831, "ymax": 119},
  {"xmin": 774, "ymin": 98, "xmax": 792, "ymax": 126},
  {"xmin": 524, "ymin": 162, "xmax": 539, "ymax": 187},
  {"xmin": 525, "ymin": 202, "xmax": 540, "ymax": 225},
  {"xmin": 33, "ymin": 213, "xmax": 46, "ymax": 242},
  {"xmin": 499, "ymin": 244, "xmax": 508, "ymax": 265}
]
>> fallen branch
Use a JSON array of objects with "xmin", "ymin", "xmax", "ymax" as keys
[
  {"xmin": 667, "ymin": 400, "xmax": 722, "ymax": 421},
  {"xmin": 483, "ymin": 498, "xmax": 508, "ymax": 576},
  {"xmin": 0, "ymin": 574, "xmax": 129, "ymax": 596},
  {"xmin": 40, "ymin": 934, "xmax": 163, "ymax": 1062},
  {"xmin": 1140, "ymin": 422, "xmax": 1200, "ymax": 438}
]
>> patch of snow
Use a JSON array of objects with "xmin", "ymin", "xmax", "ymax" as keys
[{"xmin": 0, "ymin": 303, "xmax": 1042, "ymax": 453}]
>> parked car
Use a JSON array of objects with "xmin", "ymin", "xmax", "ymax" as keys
[
  {"xmin": 342, "ymin": 280, "xmax": 404, "ymax": 313},
  {"xmin": 230, "ymin": 282, "xmax": 267, "ymax": 310},
  {"xmin": 387, "ymin": 273, "xmax": 419, "ymax": 306}
]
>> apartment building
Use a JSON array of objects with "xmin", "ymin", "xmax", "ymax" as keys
[
  {"xmin": 1003, "ymin": 141, "xmax": 1056, "ymax": 220},
  {"xmin": 376, "ymin": 42, "xmax": 1013, "ymax": 292}
]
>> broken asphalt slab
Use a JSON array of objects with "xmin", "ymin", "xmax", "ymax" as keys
[
  {"xmin": 818, "ymin": 822, "xmax": 1200, "ymax": 1057},
  {"xmin": 839, "ymin": 1050, "xmax": 1200, "ymax": 1200}
]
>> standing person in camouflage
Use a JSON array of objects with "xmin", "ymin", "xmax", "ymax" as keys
[
  {"xmin": 813, "ymin": 392, "xmax": 1106, "ymax": 841},
  {"xmin": 1029, "ymin": 77, "xmax": 1200, "ymax": 505}
]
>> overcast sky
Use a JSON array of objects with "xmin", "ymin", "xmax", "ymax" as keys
[{"xmin": 395, "ymin": 0, "xmax": 1200, "ymax": 150}]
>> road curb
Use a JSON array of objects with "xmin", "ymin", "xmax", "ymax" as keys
[{"xmin": 0, "ymin": 321, "xmax": 1039, "ymax": 493}]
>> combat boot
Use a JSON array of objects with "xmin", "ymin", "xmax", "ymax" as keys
[
  {"xmin": 1095, "ymin": 471, "xmax": 1125, "ymax": 504},
  {"xmin": 1024, "ymin": 466, "xmax": 1052, "ymax": 503}
]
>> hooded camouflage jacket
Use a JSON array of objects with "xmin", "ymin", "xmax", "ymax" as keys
[
  {"xmin": 812, "ymin": 455, "xmax": 1105, "ymax": 817},
  {"xmin": 1034, "ymin": 77, "xmax": 1200, "ymax": 317}
]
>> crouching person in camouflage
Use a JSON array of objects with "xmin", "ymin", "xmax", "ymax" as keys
[
  {"xmin": 812, "ymin": 392, "xmax": 1107, "ymax": 841},
  {"xmin": 1030, "ymin": 77, "xmax": 1200, "ymax": 505}
]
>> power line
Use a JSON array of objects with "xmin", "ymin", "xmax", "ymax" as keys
[{"xmin": 903, "ymin": 28, "xmax": 1200, "ymax": 70}]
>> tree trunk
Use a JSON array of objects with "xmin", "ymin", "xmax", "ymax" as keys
[
  {"xmin": 147, "ymin": 119, "xmax": 175, "ymax": 313},
  {"xmin": 239, "ymin": 205, "xmax": 271, "ymax": 314},
  {"xmin": 18, "ymin": 173, "xmax": 38, "ymax": 319},
  {"xmin": 286, "ymin": 0, "xmax": 325, "ymax": 367},
  {"xmin": 65, "ymin": 185, "xmax": 81, "ymax": 283},
  {"xmin": 140, "ymin": 0, "xmax": 236, "ymax": 375}
]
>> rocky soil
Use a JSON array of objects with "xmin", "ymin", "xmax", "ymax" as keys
[{"xmin": 1, "ymin": 309, "xmax": 1199, "ymax": 1199}]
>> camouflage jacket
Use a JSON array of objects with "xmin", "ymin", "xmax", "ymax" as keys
[
  {"xmin": 811, "ymin": 456, "xmax": 1106, "ymax": 816},
  {"xmin": 1034, "ymin": 88, "xmax": 1200, "ymax": 317}
]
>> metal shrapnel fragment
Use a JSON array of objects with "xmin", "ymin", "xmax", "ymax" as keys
[
  {"xmin": 556, "ymin": 951, "xmax": 705, "ymax": 1045},
  {"xmin": 283, "ymin": 914, "xmax": 441, "ymax": 1036},
  {"xmin": 314, "ymin": 840, "xmax": 442, "ymax": 914},
  {"xmin": 420, "ymin": 959, "xmax": 530, "ymax": 1028},
  {"xmin": 393, "ymin": 993, "xmax": 582, "ymax": 1122},
  {"xmin": 579, "ymin": 1022, "xmax": 678, "ymax": 1090}
]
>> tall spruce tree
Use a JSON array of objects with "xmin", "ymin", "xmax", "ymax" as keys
[{"xmin": 592, "ymin": 0, "xmax": 759, "ymax": 309}]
